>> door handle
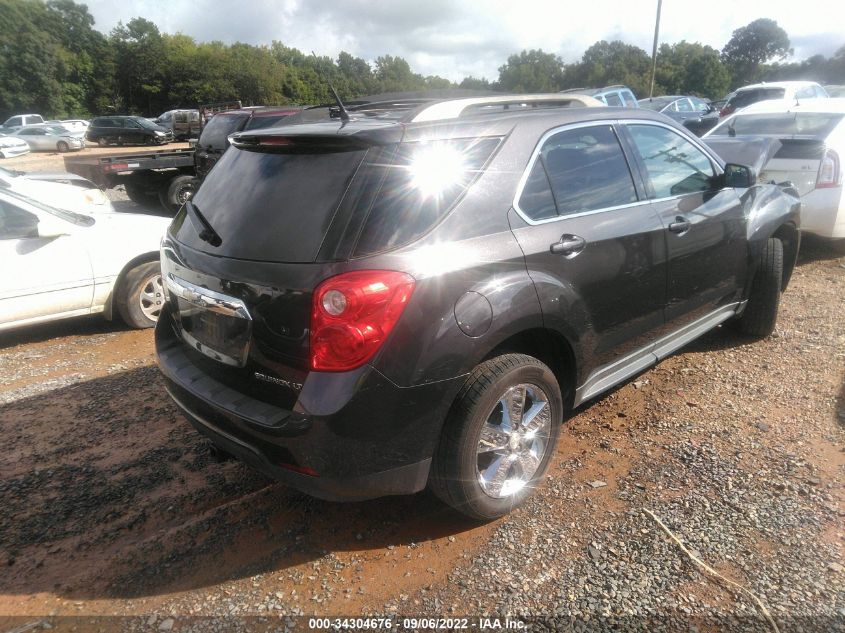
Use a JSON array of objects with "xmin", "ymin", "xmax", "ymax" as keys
[
  {"xmin": 668, "ymin": 216, "xmax": 691, "ymax": 234},
  {"xmin": 550, "ymin": 234, "xmax": 586, "ymax": 256}
]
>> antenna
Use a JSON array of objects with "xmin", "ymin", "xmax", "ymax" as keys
[{"xmin": 329, "ymin": 84, "xmax": 350, "ymax": 123}]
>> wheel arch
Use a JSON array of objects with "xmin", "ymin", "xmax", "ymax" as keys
[
  {"xmin": 480, "ymin": 327, "xmax": 579, "ymax": 410},
  {"xmin": 103, "ymin": 251, "xmax": 160, "ymax": 321}
]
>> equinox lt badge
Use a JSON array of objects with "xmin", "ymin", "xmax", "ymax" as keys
[{"xmin": 254, "ymin": 372, "xmax": 302, "ymax": 392}]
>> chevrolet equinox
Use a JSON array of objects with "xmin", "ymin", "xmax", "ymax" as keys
[{"xmin": 156, "ymin": 94, "xmax": 801, "ymax": 519}]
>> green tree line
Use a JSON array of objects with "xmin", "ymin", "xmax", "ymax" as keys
[{"xmin": 1, "ymin": 0, "xmax": 843, "ymax": 120}]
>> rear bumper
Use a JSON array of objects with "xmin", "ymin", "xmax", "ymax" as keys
[
  {"xmin": 155, "ymin": 311, "xmax": 463, "ymax": 501},
  {"xmin": 801, "ymin": 187, "xmax": 845, "ymax": 239}
]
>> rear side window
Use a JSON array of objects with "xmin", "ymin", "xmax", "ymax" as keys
[
  {"xmin": 5, "ymin": 117, "xmax": 21, "ymax": 127},
  {"xmin": 628, "ymin": 124, "xmax": 715, "ymax": 198},
  {"xmin": 604, "ymin": 92, "xmax": 622, "ymax": 106},
  {"xmin": 621, "ymin": 90, "xmax": 637, "ymax": 107},
  {"xmin": 353, "ymin": 138, "xmax": 501, "ymax": 256},
  {"xmin": 518, "ymin": 125, "xmax": 638, "ymax": 220}
]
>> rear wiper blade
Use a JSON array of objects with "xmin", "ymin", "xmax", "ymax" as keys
[{"xmin": 185, "ymin": 200, "xmax": 222, "ymax": 247}]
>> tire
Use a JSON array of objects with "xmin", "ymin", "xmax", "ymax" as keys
[
  {"xmin": 124, "ymin": 182, "xmax": 159, "ymax": 206},
  {"xmin": 57, "ymin": 141, "xmax": 69, "ymax": 153},
  {"xmin": 158, "ymin": 175, "xmax": 198, "ymax": 214},
  {"xmin": 429, "ymin": 353, "xmax": 563, "ymax": 520},
  {"xmin": 736, "ymin": 237, "xmax": 783, "ymax": 337},
  {"xmin": 97, "ymin": 137, "xmax": 109, "ymax": 147},
  {"xmin": 116, "ymin": 261, "xmax": 164, "ymax": 329}
]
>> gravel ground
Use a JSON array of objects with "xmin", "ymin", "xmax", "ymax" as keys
[{"xmin": 0, "ymin": 150, "xmax": 842, "ymax": 632}]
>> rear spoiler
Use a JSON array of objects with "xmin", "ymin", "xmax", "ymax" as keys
[{"xmin": 229, "ymin": 121, "xmax": 404, "ymax": 153}]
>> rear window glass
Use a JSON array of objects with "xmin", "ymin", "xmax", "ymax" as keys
[
  {"xmin": 178, "ymin": 147, "xmax": 366, "ymax": 262},
  {"xmin": 198, "ymin": 113, "xmax": 249, "ymax": 149},
  {"xmin": 730, "ymin": 88, "xmax": 785, "ymax": 109},
  {"xmin": 710, "ymin": 112, "xmax": 844, "ymax": 138},
  {"xmin": 353, "ymin": 137, "xmax": 500, "ymax": 256},
  {"xmin": 244, "ymin": 115, "xmax": 294, "ymax": 131}
]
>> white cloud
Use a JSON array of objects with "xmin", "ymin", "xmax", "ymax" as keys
[{"xmin": 83, "ymin": 0, "xmax": 845, "ymax": 81}]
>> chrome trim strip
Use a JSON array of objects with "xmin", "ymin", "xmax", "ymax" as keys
[
  {"xmin": 165, "ymin": 274, "xmax": 252, "ymax": 320},
  {"xmin": 573, "ymin": 302, "xmax": 741, "ymax": 406},
  {"xmin": 652, "ymin": 303, "xmax": 738, "ymax": 361},
  {"xmin": 617, "ymin": 118, "xmax": 726, "ymax": 170}
]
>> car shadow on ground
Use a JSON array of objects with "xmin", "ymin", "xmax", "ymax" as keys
[
  {"xmin": 110, "ymin": 197, "xmax": 173, "ymax": 218},
  {"xmin": 0, "ymin": 315, "xmax": 132, "ymax": 350},
  {"xmin": 796, "ymin": 234, "xmax": 845, "ymax": 266},
  {"xmin": 0, "ymin": 367, "xmax": 478, "ymax": 602}
]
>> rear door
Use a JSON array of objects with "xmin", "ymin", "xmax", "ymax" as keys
[
  {"xmin": 17, "ymin": 127, "xmax": 48, "ymax": 150},
  {"xmin": 622, "ymin": 121, "xmax": 747, "ymax": 332},
  {"xmin": 508, "ymin": 122, "xmax": 667, "ymax": 387}
]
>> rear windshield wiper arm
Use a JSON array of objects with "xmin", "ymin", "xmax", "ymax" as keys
[{"xmin": 185, "ymin": 200, "xmax": 222, "ymax": 247}]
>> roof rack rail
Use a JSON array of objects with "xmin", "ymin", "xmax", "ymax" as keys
[{"xmin": 410, "ymin": 94, "xmax": 603, "ymax": 123}]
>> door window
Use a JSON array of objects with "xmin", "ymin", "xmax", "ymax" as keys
[
  {"xmin": 517, "ymin": 125, "xmax": 638, "ymax": 220},
  {"xmin": 604, "ymin": 92, "xmax": 623, "ymax": 107},
  {"xmin": 0, "ymin": 201, "xmax": 38, "ymax": 240},
  {"xmin": 675, "ymin": 99, "xmax": 694, "ymax": 113},
  {"xmin": 627, "ymin": 124, "xmax": 715, "ymax": 198}
]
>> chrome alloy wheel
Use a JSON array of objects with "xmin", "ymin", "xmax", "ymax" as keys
[
  {"xmin": 476, "ymin": 383, "xmax": 552, "ymax": 498},
  {"xmin": 139, "ymin": 273, "xmax": 164, "ymax": 321}
]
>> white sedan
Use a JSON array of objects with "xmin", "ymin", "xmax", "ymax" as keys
[
  {"xmin": 12, "ymin": 125, "xmax": 85, "ymax": 152},
  {"xmin": 0, "ymin": 188, "xmax": 171, "ymax": 331},
  {"xmin": 0, "ymin": 166, "xmax": 114, "ymax": 215},
  {"xmin": 704, "ymin": 98, "xmax": 845, "ymax": 239},
  {"xmin": 0, "ymin": 134, "xmax": 30, "ymax": 159}
]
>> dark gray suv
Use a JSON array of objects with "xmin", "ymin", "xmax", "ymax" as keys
[{"xmin": 156, "ymin": 94, "xmax": 801, "ymax": 519}]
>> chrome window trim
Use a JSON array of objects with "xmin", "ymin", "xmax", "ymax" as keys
[
  {"xmin": 511, "ymin": 119, "xmax": 646, "ymax": 226},
  {"xmin": 619, "ymin": 118, "xmax": 724, "ymax": 170}
]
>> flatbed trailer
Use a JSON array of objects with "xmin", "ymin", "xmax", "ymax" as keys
[{"xmin": 63, "ymin": 149, "xmax": 198, "ymax": 213}]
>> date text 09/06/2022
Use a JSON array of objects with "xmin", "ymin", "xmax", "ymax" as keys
[{"xmin": 307, "ymin": 617, "xmax": 526, "ymax": 630}]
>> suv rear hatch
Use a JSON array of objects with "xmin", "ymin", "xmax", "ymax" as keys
[{"xmin": 162, "ymin": 119, "xmax": 500, "ymax": 407}]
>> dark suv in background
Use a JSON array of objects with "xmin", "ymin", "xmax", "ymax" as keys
[
  {"xmin": 194, "ymin": 106, "xmax": 302, "ymax": 177},
  {"xmin": 86, "ymin": 116, "xmax": 173, "ymax": 146},
  {"xmin": 156, "ymin": 93, "xmax": 800, "ymax": 519}
]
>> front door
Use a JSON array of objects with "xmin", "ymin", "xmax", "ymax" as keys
[
  {"xmin": 622, "ymin": 123, "xmax": 748, "ymax": 332},
  {"xmin": 0, "ymin": 199, "xmax": 93, "ymax": 327},
  {"xmin": 508, "ymin": 123, "xmax": 667, "ymax": 401}
]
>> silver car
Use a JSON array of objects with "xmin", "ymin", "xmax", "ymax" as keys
[{"xmin": 13, "ymin": 125, "xmax": 85, "ymax": 153}]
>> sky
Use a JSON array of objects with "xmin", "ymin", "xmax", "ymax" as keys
[{"xmin": 83, "ymin": 0, "xmax": 845, "ymax": 82}]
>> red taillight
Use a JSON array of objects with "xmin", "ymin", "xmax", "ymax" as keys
[
  {"xmin": 720, "ymin": 105, "xmax": 734, "ymax": 117},
  {"xmin": 817, "ymin": 149, "xmax": 841, "ymax": 189},
  {"xmin": 310, "ymin": 270, "xmax": 415, "ymax": 372}
]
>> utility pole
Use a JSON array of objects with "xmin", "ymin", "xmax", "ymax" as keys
[{"xmin": 649, "ymin": 0, "xmax": 663, "ymax": 98}]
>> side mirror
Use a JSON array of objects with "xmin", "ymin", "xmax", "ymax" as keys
[
  {"xmin": 723, "ymin": 163, "xmax": 755, "ymax": 188},
  {"xmin": 37, "ymin": 214, "xmax": 71, "ymax": 239}
]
